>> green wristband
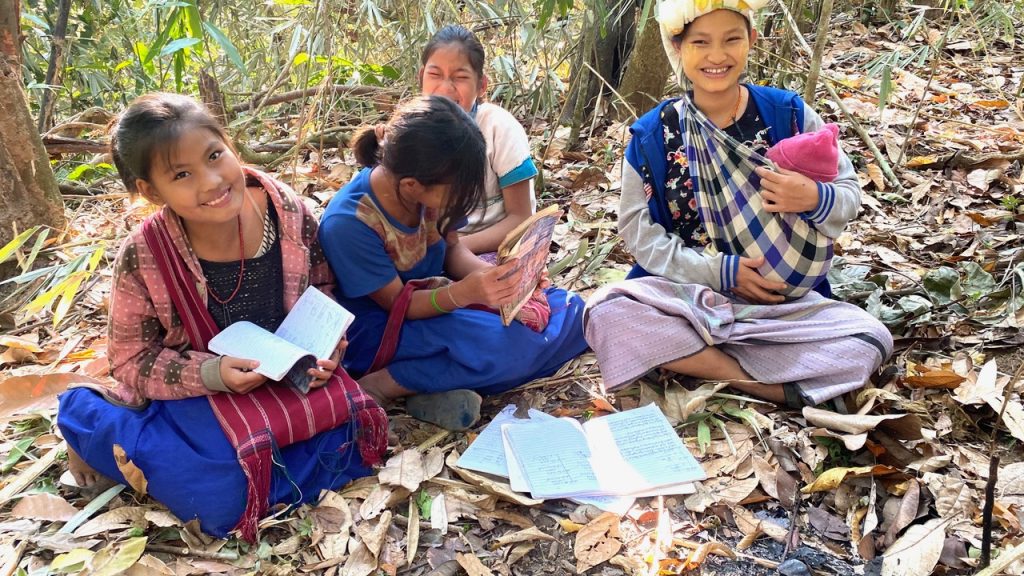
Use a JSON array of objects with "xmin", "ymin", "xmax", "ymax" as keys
[{"xmin": 430, "ymin": 287, "xmax": 451, "ymax": 314}]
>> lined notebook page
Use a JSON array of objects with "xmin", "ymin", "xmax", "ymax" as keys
[
  {"xmin": 457, "ymin": 405, "xmax": 555, "ymax": 477},
  {"xmin": 585, "ymin": 403, "xmax": 706, "ymax": 494},
  {"xmin": 503, "ymin": 417, "xmax": 601, "ymax": 498}
]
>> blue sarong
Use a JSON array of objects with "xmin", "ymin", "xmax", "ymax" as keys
[{"xmin": 58, "ymin": 390, "xmax": 371, "ymax": 537}]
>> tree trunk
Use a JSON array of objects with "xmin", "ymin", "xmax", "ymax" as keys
[
  {"xmin": 0, "ymin": 0, "xmax": 66, "ymax": 250},
  {"xmin": 561, "ymin": 0, "xmax": 635, "ymax": 141},
  {"xmin": 37, "ymin": 0, "xmax": 74, "ymax": 133},
  {"xmin": 615, "ymin": 4, "xmax": 669, "ymax": 121}
]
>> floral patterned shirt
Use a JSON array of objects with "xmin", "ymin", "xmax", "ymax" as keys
[{"xmin": 640, "ymin": 99, "xmax": 770, "ymax": 247}]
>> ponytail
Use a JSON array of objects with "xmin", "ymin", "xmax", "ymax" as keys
[{"xmin": 351, "ymin": 125, "xmax": 381, "ymax": 168}]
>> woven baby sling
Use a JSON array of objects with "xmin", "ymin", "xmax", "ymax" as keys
[{"xmin": 680, "ymin": 97, "xmax": 833, "ymax": 299}]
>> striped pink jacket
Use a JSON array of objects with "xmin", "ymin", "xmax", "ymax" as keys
[{"xmin": 106, "ymin": 167, "xmax": 336, "ymax": 406}]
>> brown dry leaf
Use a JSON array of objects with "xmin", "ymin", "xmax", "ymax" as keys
[
  {"xmin": 776, "ymin": 470, "xmax": 798, "ymax": 509},
  {"xmin": 488, "ymin": 526, "xmax": 556, "ymax": 550},
  {"xmin": 456, "ymin": 552, "xmax": 493, "ymax": 576},
  {"xmin": 0, "ymin": 373, "xmax": 104, "ymax": 418},
  {"xmin": 801, "ymin": 465, "xmax": 897, "ymax": 493},
  {"xmin": 807, "ymin": 506, "xmax": 850, "ymax": 541},
  {"xmin": 884, "ymin": 480, "xmax": 921, "ymax": 546},
  {"xmin": 379, "ymin": 449, "xmax": 425, "ymax": 492},
  {"xmin": 125, "ymin": 554, "xmax": 174, "ymax": 576},
  {"xmin": 0, "ymin": 335, "xmax": 44, "ymax": 353},
  {"xmin": 360, "ymin": 484, "xmax": 406, "ymax": 521},
  {"xmin": 74, "ymin": 506, "xmax": 147, "ymax": 538},
  {"xmin": 443, "ymin": 486, "xmax": 495, "ymax": 521},
  {"xmin": 423, "ymin": 447, "xmax": 445, "ymax": 481},
  {"xmin": 87, "ymin": 536, "xmax": 148, "ymax": 576},
  {"xmin": 609, "ymin": 555, "xmax": 646, "ymax": 574},
  {"xmin": 508, "ymin": 543, "xmax": 535, "ymax": 567},
  {"xmin": 715, "ymin": 476, "xmax": 760, "ymax": 505},
  {"xmin": 341, "ymin": 541, "xmax": 378, "ymax": 576},
  {"xmin": 684, "ymin": 542, "xmax": 736, "ymax": 569},
  {"xmin": 972, "ymin": 99, "xmax": 1010, "ymax": 109},
  {"xmin": 355, "ymin": 510, "xmax": 392, "ymax": 558},
  {"xmin": 802, "ymin": 407, "xmax": 923, "ymax": 440},
  {"xmin": 925, "ymin": 474, "xmax": 976, "ymax": 518},
  {"xmin": 478, "ymin": 509, "xmax": 534, "ymax": 529},
  {"xmin": 559, "ymin": 518, "xmax": 584, "ymax": 533},
  {"xmin": 661, "ymin": 381, "xmax": 728, "ymax": 422},
  {"xmin": 880, "ymin": 518, "xmax": 950, "ymax": 576},
  {"xmin": 339, "ymin": 476, "xmax": 379, "ymax": 500},
  {"xmin": 952, "ymin": 360, "xmax": 1001, "ymax": 406},
  {"xmin": 730, "ymin": 505, "xmax": 787, "ymax": 542},
  {"xmin": 574, "ymin": 512, "xmax": 623, "ymax": 573},
  {"xmin": 406, "ymin": 495, "xmax": 419, "ymax": 567},
  {"xmin": 113, "ymin": 444, "xmax": 148, "ymax": 496},
  {"xmin": 866, "ymin": 164, "xmax": 886, "ymax": 191},
  {"xmin": 904, "ymin": 370, "xmax": 965, "ymax": 389},
  {"xmin": 986, "ymin": 396, "xmax": 1024, "ymax": 442},
  {"xmin": 751, "ymin": 456, "xmax": 779, "ymax": 500},
  {"xmin": 806, "ymin": 427, "xmax": 869, "ymax": 451},
  {"xmin": 997, "ymin": 462, "xmax": 1024, "ymax": 496},
  {"xmin": 10, "ymin": 493, "xmax": 78, "ymax": 522},
  {"xmin": 143, "ymin": 510, "xmax": 181, "ymax": 528}
]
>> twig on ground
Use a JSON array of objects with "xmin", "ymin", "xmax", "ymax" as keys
[
  {"xmin": 980, "ymin": 360, "xmax": 1024, "ymax": 568},
  {"xmin": 144, "ymin": 544, "xmax": 240, "ymax": 561},
  {"xmin": 0, "ymin": 540, "xmax": 27, "ymax": 576}
]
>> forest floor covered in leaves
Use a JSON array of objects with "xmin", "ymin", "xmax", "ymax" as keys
[{"xmin": 2, "ymin": 10, "xmax": 1024, "ymax": 576}]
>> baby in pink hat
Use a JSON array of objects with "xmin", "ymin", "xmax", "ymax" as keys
[{"xmin": 765, "ymin": 123, "xmax": 840, "ymax": 183}]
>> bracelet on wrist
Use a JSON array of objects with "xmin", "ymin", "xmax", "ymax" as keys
[
  {"xmin": 446, "ymin": 283, "xmax": 463, "ymax": 308},
  {"xmin": 430, "ymin": 287, "xmax": 451, "ymax": 314}
]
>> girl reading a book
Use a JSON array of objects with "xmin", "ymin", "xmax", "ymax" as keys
[
  {"xmin": 319, "ymin": 96, "xmax": 587, "ymax": 431},
  {"xmin": 57, "ymin": 93, "xmax": 387, "ymax": 541},
  {"xmin": 417, "ymin": 25, "xmax": 538, "ymax": 261},
  {"xmin": 584, "ymin": 1, "xmax": 892, "ymax": 408}
]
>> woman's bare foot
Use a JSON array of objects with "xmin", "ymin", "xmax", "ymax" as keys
[{"xmin": 66, "ymin": 446, "xmax": 102, "ymax": 488}]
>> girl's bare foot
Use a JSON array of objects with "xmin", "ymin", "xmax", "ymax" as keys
[{"xmin": 67, "ymin": 446, "xmax": 102, "ymax": 488}]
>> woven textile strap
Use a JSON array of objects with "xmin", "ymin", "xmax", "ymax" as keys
[{"xmin": 680, "ymin": 97, "xmax": 833, "ymax": 299}]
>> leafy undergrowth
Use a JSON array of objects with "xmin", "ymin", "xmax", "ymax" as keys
[{"xmin": 2, "ymin": 6, "xmax": 1024, "ymax": 576}]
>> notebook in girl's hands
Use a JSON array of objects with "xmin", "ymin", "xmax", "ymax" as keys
[
  {"xmin": 208, "ymin": 286, "xmax": 354, "ymax": 393},
  {"xmin": 496, "ymin": 204, "xmax": 564, "ymax": 326}
]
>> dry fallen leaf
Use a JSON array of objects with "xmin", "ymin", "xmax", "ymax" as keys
[
  {"xmin": 574, "ymin": 512, "xmax": 622, "ymax": 573},
  {"xmin": 884, "ymin": 479, "xmax": 921, "ymax": 546},
  {"xmin": 341, "ymin": 541, "xmax": 378, "ymax": 576},
  {"xmin": 456, "ymin": 552, "xmax": 493, "ymax": 576},
  {"xmin": 866, "ymin": 164, "xmax": 886, "ymax": 191},
  {"xmin": 10, "ymin": 493, "xmax": 78, "ymax": 522},
  {"xmin": 730, "ymin": 505, "xmax": 787, "ymax": 542},
  {"xmin": 881, "ymin": 518, "xmax": 949, "ymax": 576},
  {"xmin": 488, "ymin": 526, "xmax": 556, "ymax": 550},
  {"xmin": 355, "ymin": 510, "xmax": 391, "ymax": 558},
  {"xmin": 113, "ymin": 444, "xmax": 148, "ymax": 496},
  {"xmin": 751, "ymin": 456, "xmax": 779, "ymax": 500},
  {"xmin": 379, "ymin": 449, "xmax": 425, "ymax": 492},
  {"xmin": 801, "ymin": 465, "xmax": 897, "ymax": 494},
  {"xmin": 0, "ymin": 373, "xmax": 104, "ymax": 418}
]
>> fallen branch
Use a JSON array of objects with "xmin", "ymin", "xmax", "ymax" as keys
[
  {"xmin": 43, "ymin": 136, "xmax": 108, "ymax": 156},
  {"xmin": 906, "ymin": 149, "xmax": 1024, "ymax": 171},
  {"xmin": 59, "ymin": 182, "xmax": 106, "ymax": 196},
  {"xmin": 980, "ymin": 360, "xmax": 1024, "ymax": 568},
  {"xmin": 145, "ymin": 544, "xmax": 239, "ymax": 562},
  {"xmin": 228, "ymin": 84, "xmax": 401, "ymax": 114}
]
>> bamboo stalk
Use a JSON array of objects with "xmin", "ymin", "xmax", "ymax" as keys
[
  {"xmin": 802, "ymin": 0, "xmax": 834, "ymax": 103},
  {"xmin": 775, "ymin": 1, "xmax": 903, "ymax": 191}
]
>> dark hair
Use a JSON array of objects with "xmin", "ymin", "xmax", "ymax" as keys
[
  {"xmin": 110, "ymin": 92, "xmax": 234, "ymax": 195},
  {"xmin": 673, "ymin": 10, "xmax": 753, "ymax": 43},
  {"xmin": 421, "ymin": 24, "xmax": 485, "ymax": 88},
  {"xmin": 351, "ymin": 95, "xmax": 487, "ymax": 236}
]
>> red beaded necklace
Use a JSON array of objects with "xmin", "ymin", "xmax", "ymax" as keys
[{"xmin": 207, "ymin": 214, "xmax": 245, "ymax": 305}]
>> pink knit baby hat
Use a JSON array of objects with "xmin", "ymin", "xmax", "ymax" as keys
[{"xmin": 765, "ymin": 123, "xmax": 840, "ymax": 182}]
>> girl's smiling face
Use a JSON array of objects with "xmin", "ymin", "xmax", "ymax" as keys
[
  {"xmin": 419, "ymin": 43, "xmax": 486, "ymax": 113},
  {"xmin": 675, "ymin": 9, "xmax": 755, "ymax": 96},
  {"xmin": 136, "ymin": 127, "xmax": 246, "ymax": 225}
]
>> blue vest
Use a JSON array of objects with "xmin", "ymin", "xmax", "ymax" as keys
[{"xmin": 623, "ymin": 84, "xmax": 832, "ymax": 298}]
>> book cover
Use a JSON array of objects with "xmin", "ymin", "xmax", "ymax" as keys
[{"xmin": 496, "ymin": 204, "xmax": 564, "ymax": 326}]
